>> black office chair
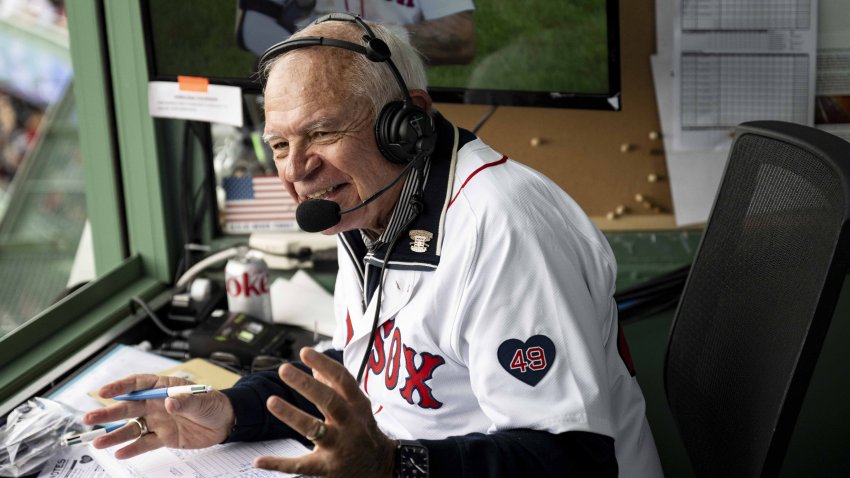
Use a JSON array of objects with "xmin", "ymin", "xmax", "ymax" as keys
[{"xmin": 664, "ymin": 121, "xmax": 850, "ymax": 478}]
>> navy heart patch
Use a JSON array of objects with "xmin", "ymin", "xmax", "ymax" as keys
[{"xmin": 497, "ymin": 335, "xmax": 556, "ymax": 387}]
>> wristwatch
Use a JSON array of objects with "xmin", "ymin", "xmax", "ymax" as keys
[{"xmin": 395, "ymin": 439, "xmax": 429, "ymax": 477}]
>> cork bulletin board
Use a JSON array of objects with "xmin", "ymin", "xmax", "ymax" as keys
[{"xmin": 437, "ymin": 0, "xmax": 675, "ymax": 230}]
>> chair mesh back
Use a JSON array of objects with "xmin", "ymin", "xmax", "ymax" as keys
[{"xmin": 665, "ymin": 123, "xmax": 850, "ymax": 478}]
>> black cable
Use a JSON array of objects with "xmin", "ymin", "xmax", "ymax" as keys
[
  {"xmin": 355, "ymin": 200, "xmax": 423, "ymax": 384},
  {"xmin": 177, "ymin": 121, "xmax": 195, "ymax": 280},
  {"xmin": 190, "ymin": 121, "xmax": 219, "ymax": 238},
  {"xmin": 616, "ymin": 277, "xmax": 686, "ymax": 304},
  {"xmin": 616, "ymin": 266, "xmax": 689, "ymax": 297},
  {"xmin": 129, "ymin": 296, "xmax": 185, "ymax": 338},
  {"xmin": 615, "ymin": 264, "xmax": 691, "ymax": 322},
  {"xmin": 172, "ymin": 256, "xmax": 186, "ymax": 286},
  {"xmin": 471, "ymin": 105, "xmax": 498, "ymax": 135},
  {"xmin": 619, "ymin": 297, "xmax": 681, "ymax": 324},
  {"xmin": 176, "ymin": 121, "xmax": 217, "ymax": 285}
]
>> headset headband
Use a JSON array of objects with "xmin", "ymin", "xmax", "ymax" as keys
[{"xmin": 258, "ymin": 13, "xmax": 413, "ymax": 107}]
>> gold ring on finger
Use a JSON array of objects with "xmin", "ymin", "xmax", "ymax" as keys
[
  {"xmin": 127, "ymin": 417, "xmax": 149, "ymax": 440},
  {"xmin": 305, "ymin": 421, "xmax": 327, "ymax": 443}
]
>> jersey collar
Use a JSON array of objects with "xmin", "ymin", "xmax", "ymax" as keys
[{"xmin": 340, "ymin": 113, "xmax": 476, "ymax": 273}]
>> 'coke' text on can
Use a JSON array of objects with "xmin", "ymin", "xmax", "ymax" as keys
[{"xmin": 225, "ymin": 251, "xmax": 272, "ymax": 321}]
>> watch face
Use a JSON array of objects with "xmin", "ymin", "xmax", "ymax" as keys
[{"xmin": 399, "ymin": 443, "xmax": 429, "ymax": 477}]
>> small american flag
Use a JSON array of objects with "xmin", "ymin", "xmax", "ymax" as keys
[{"xmin": 221, "ymin": 176, "xmax": 299, "ymax": 233}]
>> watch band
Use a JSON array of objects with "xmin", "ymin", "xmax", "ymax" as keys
[{"xmin": 395, "ymin": 439, "xmax": 429, "ymax": 477}]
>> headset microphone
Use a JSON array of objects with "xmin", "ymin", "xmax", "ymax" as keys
[
  {"xmin": 295, "ymin": 151, "xmax": 426, "ymax": 232},
  {"xmin": 295, "ymin": 200, "xmax": 341, "ymax": 233}
]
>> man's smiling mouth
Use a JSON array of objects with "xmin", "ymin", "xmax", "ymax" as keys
[{"xmin": 306, "ymin": 184, "xmax": 340, "ymax": 200}]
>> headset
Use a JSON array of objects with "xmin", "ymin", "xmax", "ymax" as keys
[{"xmin": 259, "ymin": 12, "xmax": 436, "ymax": 165}]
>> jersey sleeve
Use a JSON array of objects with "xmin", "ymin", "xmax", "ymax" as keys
[{"xmin": 447, "ymin": 168, "xmax": 619, "ymax": 439}]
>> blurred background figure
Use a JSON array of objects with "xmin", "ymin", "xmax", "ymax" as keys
[{"xmin": 236, "ymin": 0, "xmax": 476, "ymax": 65}]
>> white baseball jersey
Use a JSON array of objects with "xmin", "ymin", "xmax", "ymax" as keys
[
  {"xmin": 331, "ymin": 118, "xmax": 663, "ymax": 477},
  {"xmin": 313, "ymin": 0, "xmax": 474, "ymax": 25}
]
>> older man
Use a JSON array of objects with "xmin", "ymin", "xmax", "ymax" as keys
[{"xmin": 83, "ymin": 14, "xmax": 662, "ymax": 478}]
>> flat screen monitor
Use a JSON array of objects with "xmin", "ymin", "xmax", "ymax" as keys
[{"xmin": 140, "ymin": 0, "xmax": 621, "ymax": 111}]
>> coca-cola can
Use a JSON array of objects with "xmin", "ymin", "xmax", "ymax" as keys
[{"xmin": 225, "ymin": 251, "xmax": 272, "ymax": 321}]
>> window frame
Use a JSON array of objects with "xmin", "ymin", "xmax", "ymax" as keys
[{"xmin": 0, "ymin": 0, "xmax": 178, "ymax": 409}]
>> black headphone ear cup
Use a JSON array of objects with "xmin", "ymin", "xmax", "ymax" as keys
[
  {"xmin": 375, "ymin": 101, "xmax": 436, "ymax": 165},
  {"xmin": 375, "ymin": 101, "xmax": 410, "ymax": 164}
]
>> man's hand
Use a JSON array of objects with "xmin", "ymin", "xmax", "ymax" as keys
[
  {"xmin": 82, "ymin": 374, "xmax": 235, "ymax": 459},
  {"xmin": 254, "ymin": 347, "xmax": 396, "ymax": 478}
]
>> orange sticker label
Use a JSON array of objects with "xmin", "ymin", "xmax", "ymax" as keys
[{"xmin": 178, "ymin": 76, "xmax": 209, "ymax": 93}]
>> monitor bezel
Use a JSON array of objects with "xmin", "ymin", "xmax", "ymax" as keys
[{"xmin": 139, "ymin": 0, "xmax": 622, "ymax": 111}]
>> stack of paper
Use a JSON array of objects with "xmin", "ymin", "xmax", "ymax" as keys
[{"xmin": 90, "ymin": 439, "xmax": 310, "ymax": 478}]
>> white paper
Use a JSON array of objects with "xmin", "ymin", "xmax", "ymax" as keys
[
  {"xmin": 270, "ymin": 270, "xmax": 336, "ymax": 337},
  {"xmin": 670, "ymin": 0, "xmax": 818, "ymax": 151},
  {"xmin": 654, "ymin": 0, "xmax": 675, "ymax": 58},
  {"xmin": 47, "ymin": 345, "xmax": 180, "ymax": 413},
  {"xmin": 665, "ymin": 150, "xmax": 728, "ymax": 226},
  {"xmin": 817, "ymin": 48, "xmax": 850, "ymax": 96},
  {"xmin": 652, "ymin": 53, "xmax": 729, "ymax": 226},
  {"xmin": 37, "ymin": 445, "xmax": 109, "ymax": 478},
  {"xmin": 818, "ymin": 0, "xmax": 850, "ymax": 67},
  {"xmin": 148, "ymin": 81, "xmax": 243, "ymax": 127},
  {"xmin": 815, "ymin": 0, "xmax": 850, "ymax": 129},
  {"xmin": 90, "ymin": 439, "xmax": 310, "ymax": 478}
]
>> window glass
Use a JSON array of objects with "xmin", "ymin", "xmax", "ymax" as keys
[{"xmin": 0, "ymin": 0, "xmax": 86, "ymax": 337}]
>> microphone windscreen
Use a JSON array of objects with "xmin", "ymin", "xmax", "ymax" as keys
[{"xmin": 296, "ymin": 199, "xmax": 342, "ymax": 233}]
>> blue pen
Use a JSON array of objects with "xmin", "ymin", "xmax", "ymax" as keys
[
  {"xmin": 114, "ymin": 384, "xmax": 213, "ymax": 401},
  {"xmin": 60, "ymin": 422, "xmax": 126, "ymax": 446}
]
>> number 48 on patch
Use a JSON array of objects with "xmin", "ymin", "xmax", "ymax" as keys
[{"xmin": 497, "ymin": 335, "xmax": 556, "ymax": 387}]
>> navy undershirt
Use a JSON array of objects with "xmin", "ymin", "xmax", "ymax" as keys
[{"xmin": 221, "ymin": 349, "xmax": 617, "ymax": 477}]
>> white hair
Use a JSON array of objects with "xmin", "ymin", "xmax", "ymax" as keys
[{"xmin": 261, "ymin": 19, "xmax": 428, "ymax": 119}]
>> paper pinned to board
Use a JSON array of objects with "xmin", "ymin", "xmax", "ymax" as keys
[
  {"xmin": 270, "ymin": 270, "xmax": 336, "ymax": 338},
  {"xmin": 669, "ymin": 0, "xmax": 818, "ymax": 151},
  {"xmin": 651, "ymin": 53, "xmax": 728, "ymax": 226}
]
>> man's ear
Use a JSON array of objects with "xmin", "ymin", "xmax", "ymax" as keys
[{"xmin": 409, "ymin": 89, "xmax": 433, "ymax": 112}]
